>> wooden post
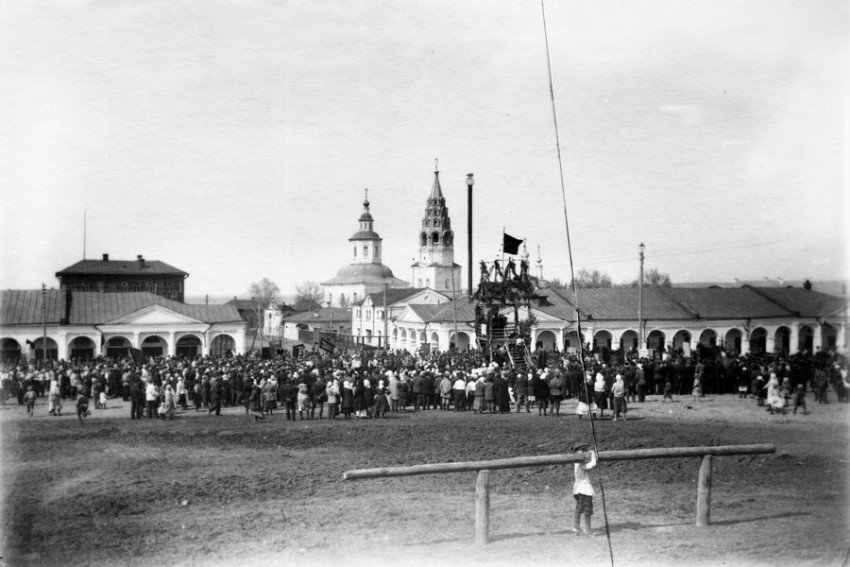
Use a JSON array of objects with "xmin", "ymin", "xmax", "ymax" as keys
[
  {"xmin": 696, "ymin": 454, "xmax": 712, "ymax": 526},
  {"xmin": 475, "ymin": 470, "xmax": 490, "ymax": 545}
]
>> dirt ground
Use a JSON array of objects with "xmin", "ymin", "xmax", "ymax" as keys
[{"xmin": 1, "ymin": 393, "xmax": 848, "ymax": 567}]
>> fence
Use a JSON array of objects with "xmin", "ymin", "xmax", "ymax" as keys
[{"xmin": 343, "ymin": 443, "xmax": 776, "ymax": 545}]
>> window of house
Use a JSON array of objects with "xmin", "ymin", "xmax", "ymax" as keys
[
  {"xmin": 363, "ymin": 244, "xmax": 368, "ymax": 257},
  {"xmin": 356, "ymin": 309, "xmax": 361, "ymax": 318},
  {"xmin": 377, "ymin": 310, "xmax": 383, "ymax": 320},
  {"xmin": 366, "ymin": 310, "xmax": 371, "ymax": 321},
  {"xmin": 353, "ymin": 246, "xmax": 357, "ymax": 257}
]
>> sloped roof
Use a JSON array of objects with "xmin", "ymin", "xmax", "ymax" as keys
[
  {"xmin": 663, "ymin": 287, "xmax": 791, "ymax": 319},
  {"xmin": 746, "ymin": 286, "xmax": 847, "ymax": 318},
  {"xmin": 56, "ymin": 258, "xmax": 187, "ymax": 276},
  {"xmin": 281, "ymin": 307, "xmax": 351, "ymax": 324},
  {"xmin": 355, "ymin": 288, "xmax": 429, "ymax": 307},
  {"xmin": 225, "ymin": 298, "xmax": 258, "ymax": 311},
  {"xmin": 0, "ymin": 290, "xmax": 65, "ymax": 325},
  {"xmin": 532, "ymin": 285, "xmax": 843, "ymax": 322},
  {"xmin": 428, "ymin": 295, "xmax": 478, "ymax": 323},
  {"xmin": 405, "ymin": 304, "xmax": 446, "ymax": 322},
  {"xmin": 0, "ymin": 290, "xmax": 241, "ymax": 326}
]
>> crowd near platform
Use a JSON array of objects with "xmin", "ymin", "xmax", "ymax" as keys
[{"xmin": 1, "ymin": 345, "xmax": 848, "ymax": 423}]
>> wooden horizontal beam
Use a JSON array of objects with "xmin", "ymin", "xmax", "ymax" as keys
[{"xmin": 342, "ymin": 444, "xmax": 775, "ymax": 481}]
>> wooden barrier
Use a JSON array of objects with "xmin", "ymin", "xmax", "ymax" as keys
[{"xmin": 343, "ymin": 444, "xmax": 775, "ymax": 544}]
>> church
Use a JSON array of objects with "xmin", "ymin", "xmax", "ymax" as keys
[{"xmin": 321, "ymin": 191, "xmax": 408, "ymax": 308}]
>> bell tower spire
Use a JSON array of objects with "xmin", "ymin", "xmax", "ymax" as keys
[{"xmin": 411, "ymin": 164, "xmax": 462, "ymax": 291}]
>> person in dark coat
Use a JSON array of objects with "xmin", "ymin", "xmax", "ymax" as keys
[
  {"xmin": 340, "ymin": 379, "xmax": 354, "ymax": 419},
  {"xmin": 494, "ymin": 371, "xmax": 511, "ymax": 413},
  {"xmin": 208, "ymin": 377, "xmax": 222, "ymax": 416},
  {"xmin": 514, "ymin": 371, "xmax": 530, "ymax": 413},
  {"xmin": 531, "ymin": 371, "xmax": 550, "ymax": 416}
]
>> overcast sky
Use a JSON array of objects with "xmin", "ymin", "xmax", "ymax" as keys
[{"xmin": 1, "ymin": 0, "xmax": 847, "ymax": 300}]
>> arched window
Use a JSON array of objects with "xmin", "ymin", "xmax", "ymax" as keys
[
  {"xmin": 431, "ymin": 232, "xmax": 440, "ymax": 245},
  {"xmin": 445, "ymin": 279, "xmax": 450, "ymax": 289},
  {"xmin": 420, "ymin": 233, "xmax": 427, "ymax": 246},
  {"xmin": 426, "ymin": 279, "xmax": 430, "ymax": 288},
  {"xmin": 353, "ymin": 246, "xmax": 357, "ymax": 258},
  {"xmin": 363, "ymin": 244, "xmax": 368, "ymax": 257}
]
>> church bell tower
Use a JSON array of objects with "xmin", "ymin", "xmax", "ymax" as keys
[{"xmin": 411, "ymin": 166, "xmax": 462, "ymax": 293}]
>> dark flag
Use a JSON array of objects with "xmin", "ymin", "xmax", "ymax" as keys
[{"xmin": 503, "ymin": 232, "xmax": 523, "ymax": 255}]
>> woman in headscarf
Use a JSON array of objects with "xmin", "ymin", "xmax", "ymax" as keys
[
  {"xmin": 161, "ymin": 382, "xmax": 177, "ymax": 420},
  {"xmin": 325, "ymin": 378, "xmax": 340, "ymax": 420},
  {"xmin": 593, "ymin": 369, "xmax": 608, "ymax": 419},
  {"xmin": 353, "ymin": 374, "xmax": 368, "ymax": 419},
  {"xmin": 576, "ymin": 371, "xmax": 597, "ymax": 420},
  {"xmin": 764, "ymin": 372, "xmax": 785, "ymax": 414},
  {"xmin": 611, "ymin": 373, "xmax": 627, "ymax": 421},
  {"xmin": 340, "ymin": 377, "xmax": 354, "ymax": 419}
]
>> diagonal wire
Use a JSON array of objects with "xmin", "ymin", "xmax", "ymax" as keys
[{"xmin": 540, "ymin": 1, "xmax": 614, "ymax": 565}]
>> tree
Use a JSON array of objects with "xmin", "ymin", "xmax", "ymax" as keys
[
  {"xmin": 620, "ymin": 268, "xmax": 672, "ymax": 288},
  {"xmin": 295, "ymin": 280, "xmax": 324, "ymax": 310},
  {"xmin": 247, "ymin": 278, "xmax": 280, "ymax": 341},
  {"xmin": 570, "ymin": 269, "xmax": 613, "ymax": 289}
]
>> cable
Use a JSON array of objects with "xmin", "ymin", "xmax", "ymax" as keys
[{"xmin": 539, "ymin": 2, "xmax": 614, "ymax": 566}]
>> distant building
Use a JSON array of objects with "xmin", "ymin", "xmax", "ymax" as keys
[
  {"xmin": 226, "ymin": 297, "xmax": 261, "ymax": 330},
  {"xmin": 280, "ymin": 307, "xmax": 351, "ymax": 343},
  {"xmin": 264, "ymin": 302, "xmax": 297, "ymax": 338},
  {"xmin": 56, "ymin": 254, "xmax": 188, "ymax": 302},
  {"xmin": 351, "ymin": 287, "xmax": 451, "ymax": 347},
  {"xmin": 321, "ymin": 192, "xmax": 407, "ymax": 307}
]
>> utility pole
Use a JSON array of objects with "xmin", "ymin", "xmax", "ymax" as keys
[
  {"xmin": 41, "ymin": 283, "xmax": 48, "ymax": 363},
  {"xmin": 383, "ymin": 283, "xmax": 389, "ymax": 349},
  {"xmin": 466, "ymin": 173, "xmax": 474, "ymax": 297},
  {"xmin": 638, "ymin": 243, "xmax": 645, "ymax": 352},
  {"xmin": 451, "ymin": 257, "xmax": 460, "ymax": 351}
]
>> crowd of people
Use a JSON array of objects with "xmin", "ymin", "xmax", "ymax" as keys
[{"xmin": 1, "ymin": 344, "xmax": 848, "ymax": 423}]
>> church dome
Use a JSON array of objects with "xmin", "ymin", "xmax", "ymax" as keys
[{"xmin": 324, "ymin": 263, "xmax": 397, "ymax": 285}]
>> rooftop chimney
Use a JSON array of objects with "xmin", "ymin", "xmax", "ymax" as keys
[
  {"xmin": 102, "ymin": 253, "xmax": 109, "ymax": 262},
  {"xmin": 137, "ymin": 255, "xmax": 145, "ymax": 267}
]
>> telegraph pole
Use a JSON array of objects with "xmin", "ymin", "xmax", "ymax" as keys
[
  {"xmin": 466, "ymin": 173, "xmax": 474, "ymax": 297},
  {"xmin": 41, "ymin": 283, "xmax": 48, "ymax": 363},
  {"xmin": 638, "ymin": 243, "xmax": 645, "ymax": 351},
  {"xmin": 383, "ymin": 283, "xmax": 389, "ymax": 349}
]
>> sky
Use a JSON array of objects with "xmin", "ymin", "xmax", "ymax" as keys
[{"xmin": 1, "ymin": 0, "xmax": 847, "ymax": 301}]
